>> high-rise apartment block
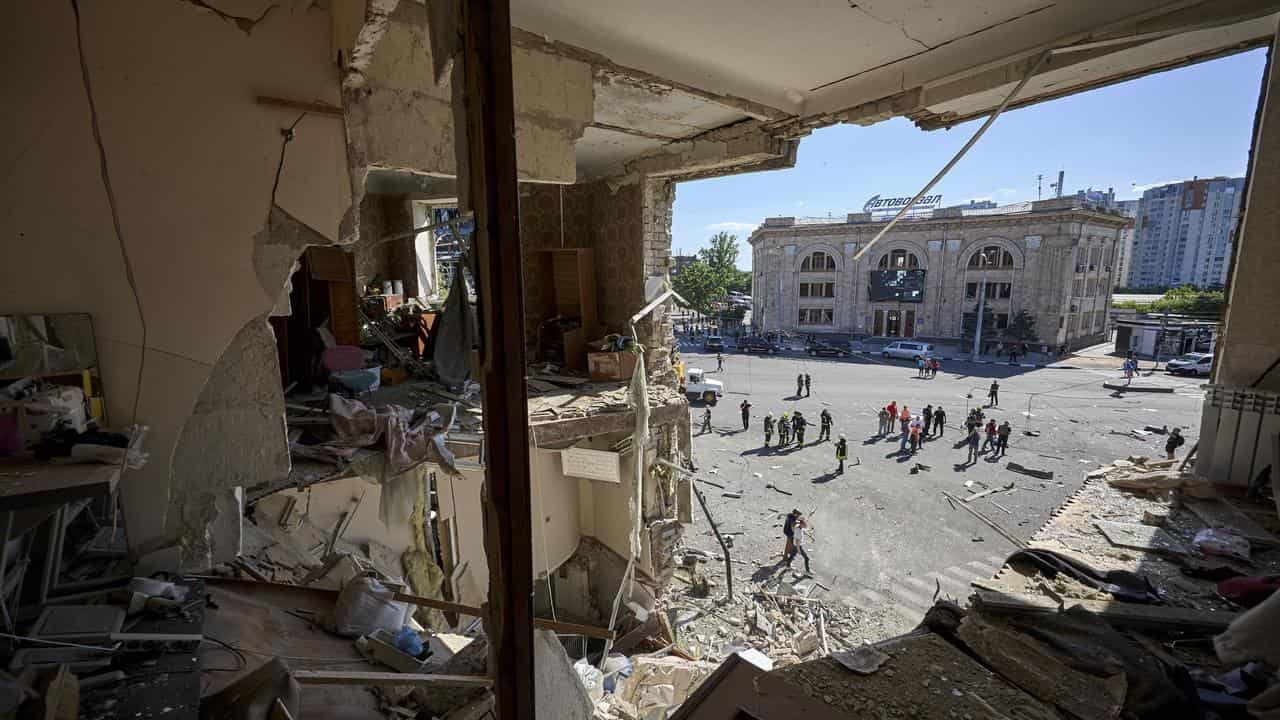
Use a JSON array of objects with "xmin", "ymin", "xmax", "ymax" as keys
[{"xmin": 1128, "ymin": 177, "xmax": 1245, "ymax": 289}]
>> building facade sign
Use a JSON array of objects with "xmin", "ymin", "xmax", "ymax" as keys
[{"xmin": 863, "ymin": 194, "xmax": 943, "ymax": 213}]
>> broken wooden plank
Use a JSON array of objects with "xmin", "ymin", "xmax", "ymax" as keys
[
  {"xmin": 292, "ymin": 671, "xmax": 493, "ymax": 688},
  {"xmin": 956, "ymin": 614, "xmax": 1124, "ymax": 720},
  {"xmin": 972, "ymin": 590, "xmax": 1239, "ymax": 631},
  {"xmin": 1006, "ymin": 462, "xmax": 1053, "ymax": 480},
  {"xmin": 964, "ymin": 482, "xmax": 1015, "ymax": 502}
]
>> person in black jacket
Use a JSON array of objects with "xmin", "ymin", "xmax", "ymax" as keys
[
  {"xmin": 932, "ymin": 406, "xmax": 946, "ymax": 437},
  {"xmin": 1166, "ymin": 427, "xmax": 1186, "ymax": 460}
]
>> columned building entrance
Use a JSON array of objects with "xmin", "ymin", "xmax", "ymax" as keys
[{"xmin": 873, "ymin": 308, "xmax": 916, "ymax": 337}]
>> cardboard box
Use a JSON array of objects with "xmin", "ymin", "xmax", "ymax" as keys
[{"xmin": 588, "ymin": 351, "xmax": 638, "ymax": 381}]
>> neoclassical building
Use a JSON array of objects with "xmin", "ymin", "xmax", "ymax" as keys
[{"xmin": 748, "ymin": 198, "xmax": 1132, "ymax": 350}]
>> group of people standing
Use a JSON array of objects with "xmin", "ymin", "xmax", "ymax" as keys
[
  {"xmin": 962, "ymin": 410, "xmax": 1012, "ymax": 464},
  {"xmin": 916, "ymin": 357, "xmax": 941, "ymax": 378},
  {"xmin": 877, "ymin": 401, "xmax": 947, "ymax": 455},
  {"xmin": 760, "ymin": 406, "xmax": 832, "ymax": 448}
]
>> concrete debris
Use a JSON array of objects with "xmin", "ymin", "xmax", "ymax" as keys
[
  {"xmin": 614, "ymin": 656, "xmax": 716, "ymax": 719},
  {"xmin": 831, "ymin": 644, "xmax": 890, "ymax": 675}
]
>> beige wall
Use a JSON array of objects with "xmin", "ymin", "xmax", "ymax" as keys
[
  {"xmin": 436, "ymin": 445, "xmax": 585, "ymax": 607},
  {"xmin": 1, "ymin": 1, "xmax": 350, "ymax": 554}
]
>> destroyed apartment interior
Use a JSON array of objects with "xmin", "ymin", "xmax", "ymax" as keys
[{"xmin": 3, "ymin": 0, "xmax": 1280, "ymax": 718}]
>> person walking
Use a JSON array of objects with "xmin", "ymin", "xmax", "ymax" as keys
[
  {"xmin": 933, "ymin": 406, "xmax": 946, "ymax": 437},
  {"xmin": 794, "ymin": 412, "xmax": 807, "ymax": 445},
  {"xmin": 983, "ymin": 418, "xmax": 998, "ymax": 452},
  {"xmin": 740, "ymin": 399, "xmax": 752, "ymax": 430},
  {"xmin": 819, "ymin": 408, "xmax": 833, "ymax": 442},
  {"xmin": 787, "ymin": 514, "xmax": 811, "ymax": 574},
  {"xmin": 716, "ymin": 352, "xmax": 724, "ymax": 371},
  {"xmin": 763, "ymin": 413, "xmax": 774, "ymax": 446},
  {"xmin": 778, "ymin": 412, "xmax": 790, "ymax": 446},
  {"xmin": 966, "ymin": 425, "xmax": 981, "ymax": 464},
  {"xmin": 782, "ymin": 509, "xmax": 798, "ymax": 563},
  {"xmin": 700, "ymin": 406, "xmax": 712, "ymax": 434},
  {"xmin": 930, "ymin": 357, "xmax": 940, "ymax": 378},
  {"xmin": 922, "ymin": 403, "xmax": 934, "ymax": 437},
  {"xmin": 916, "ymin": 356, "xmax": 926, "ymax": 378},
  {"xmin": 836, "ymin": 435, "xmax": 848, "ymax": 474},
  {"xmin": 996, "ymin": 420, "xmax": 1011, "ymax": 456},
  {"xmin": 988, "ymin": 380, "xmax": 1000, "ymax": 407},
  {"xmin": 804, "ymin": 373, "xmax": 812, "ymax": 397},
  {"xmin": 1165, "ymin": 427, "xmax": 1186, "ymax": 460},
  {"xmin": 796, "ymin": 374, "xmax": 804, "ymax": 397},
  {"xmin": 1008, "ymin": 346, "xmax": 1019, "ymax": 365}
]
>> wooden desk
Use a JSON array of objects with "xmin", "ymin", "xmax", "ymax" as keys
[
  {"xmin": 0, "ymin": 461, "xmax": 118, "ymax": 511},
  {"xmin": 0, "ymin": 461, "xmax": 120, "ymax": 627}
]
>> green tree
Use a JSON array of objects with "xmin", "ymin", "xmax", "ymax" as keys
[
  {"xmin": 1111, "ymin": 284, "xmax": 1224, "ymax": 315},
  {"xmin": 672, "ymin": 259, "xmax": 726, "ymax": 314},
  {"xmin": 699, "ymin": 231, "xmax": 740, "ymax": 276},
  {"xmin": 1003, "ymin": 310, "xmax": 1038, "ymax": 343}
]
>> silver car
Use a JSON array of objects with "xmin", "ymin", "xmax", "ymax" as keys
[
  {"xmin": 881, "ymin": 340, "xmax": 934, "ymax": 361},
  {"xmin": 1166, "ymin": 352, "xmax": 1213, "ymax": 376}
]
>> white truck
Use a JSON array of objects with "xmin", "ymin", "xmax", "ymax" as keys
[{"xmin": 684, "ymin": 367, "xmax": 724, "ymax": 405}]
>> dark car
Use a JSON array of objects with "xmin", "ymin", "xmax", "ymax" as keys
[
  {"xmin": 703, "ymin": 335, "xmax": 725, "ymax": 352},
  {"xmin": 738, "ymin": 337, "xmax": 778, "ymax": 354},
  {"xmin": 806, "ymin": 341, "xmax": 849, "ymax": 358}
]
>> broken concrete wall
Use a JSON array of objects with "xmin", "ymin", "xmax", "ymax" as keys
[
  {"xmin": 1, "ymin": 1, "xmax": 349, "ymax": 558},
  {"xmin": 339, "ymin": 0, "xmax": 592, "ymax": 194},
  {"xmin": 171, "ymin": 316, "xmax": 290, "ymax": 568}
]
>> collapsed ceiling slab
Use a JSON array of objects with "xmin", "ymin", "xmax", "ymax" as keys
[{"xmin": 511, "ymin": 0, "xmax": 1280, "ymax": 156}]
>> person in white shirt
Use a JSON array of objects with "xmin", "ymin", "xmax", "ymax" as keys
[{"xmin": 786, "ymin": 514, "xmax": 811, "ymax": 574}]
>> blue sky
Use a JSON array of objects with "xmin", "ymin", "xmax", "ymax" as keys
[{"xmin": 672, "ymin": 48, "xmax": 1267, "ymax": 269}]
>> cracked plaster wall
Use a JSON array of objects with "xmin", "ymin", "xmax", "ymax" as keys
[{"xmin": 1, "ymin": 1, "xmax": 349, "ymax": 559}]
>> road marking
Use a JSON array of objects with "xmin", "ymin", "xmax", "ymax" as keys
[
  {"xmin": 887, "ymin": 582, "xmax": 932, "ymax": 609},
  {"xmin": 967, "ymin": 560, "xmax": 1001, "ymax": 576},
  {"xmin": 925, "ymin": 571, "xmax": 971, "ymax": 594}
]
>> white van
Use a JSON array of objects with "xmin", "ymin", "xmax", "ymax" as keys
[{"xmin": 881, "ymin": 340, "xmax": 934, "ymax": 361}]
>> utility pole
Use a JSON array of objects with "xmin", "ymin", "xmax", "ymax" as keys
[
  {"xmin": 1153, "ymin": 309, "xmax": 1169, "ymax": 371},
  {"xmin": 1037, "ymin": 174, "xmax": 1043, "ymax": 200},
  {"xmin": 971, "ymin": 278, "xmax": 987, "ymax": 360}
]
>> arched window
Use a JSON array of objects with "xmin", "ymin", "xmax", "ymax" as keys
[
  {"xmin": 877, "ymin": 249, "xmax": 919, "ymax": 269},
  {"xmin": 800, "ymin": 251, "xmax": 836, "ymax": 271},
  {"xmin": 968, "ymin": 245, "xmax": 1014, "ymax": 268}
]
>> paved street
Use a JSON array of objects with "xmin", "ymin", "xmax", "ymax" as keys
[{"xmin": 679, "ymin": 339, "xmax": 1205, "ymax": 632}]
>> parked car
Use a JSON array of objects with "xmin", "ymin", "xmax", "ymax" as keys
[
  {"xmin": 1166, "ymin": 352, "xmax": 1213, "ymax": 376},
  {"xmin": 881, "ymin": 340, "xmax": 935, "ymax": 361},
  {"xmin": 684, "ymin": 367, "xmax": 724, "ymax": 404},
  {"xmin": 805, "ymin": 341, "xmax": 849, "ymax": 358},
  {"xmin": 703, "ymin": 335, "xmax": 725, "ymax": 353},
  {"xmin": 738, "ymin": 337, "xmax": 778, "ymax": 354}
]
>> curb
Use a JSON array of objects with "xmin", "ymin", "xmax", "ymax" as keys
[{"xmin": 1102, "ymin": 381, "xmax": 1176, "ymax": 393}]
